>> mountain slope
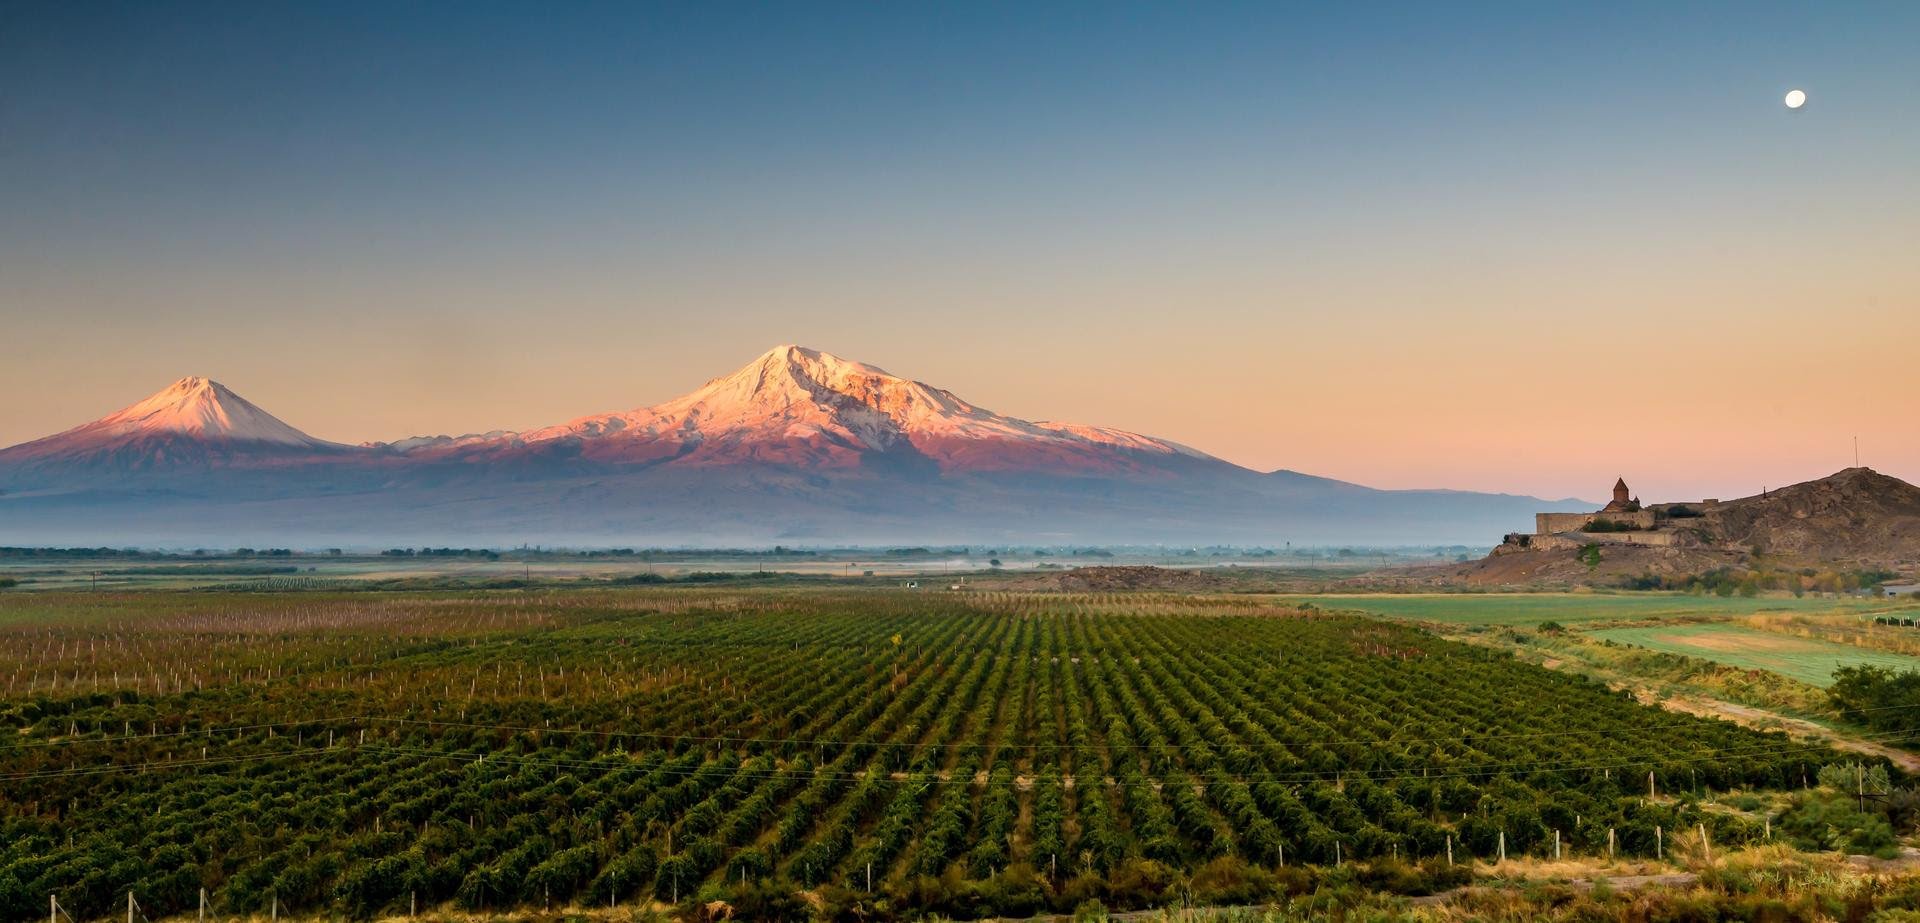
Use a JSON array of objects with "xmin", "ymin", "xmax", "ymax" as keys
[
  {"xmin": 0, "ymin": 349, "xmax": 1584, "ymax": 546},
  {"xmin": 391, "ymin": 345, "xmax": 1215, "ymax": 476},
  {"xmin": 0, "ymin": 377, "xmax": 345, "ymax": 476}
]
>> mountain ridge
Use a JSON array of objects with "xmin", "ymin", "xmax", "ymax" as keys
[
  {"xmin": 374, "ymin": 345, "xmax": 1217, "ymax": 476},
  {"xmin": 0, "ymin": 346, "xmax": 1588, "ymax": 546},
  {"xmin": 0, "ymin": 376, "xmax": 346, "ymax": 475}
]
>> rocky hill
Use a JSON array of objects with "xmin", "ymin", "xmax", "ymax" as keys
[
  {"xmin": 1432, "ymin": 468, "xmax": 1920, "ymax": 587},
  {"xmin": 1699, "ymin": 468, "xmax": 1920, "ymax": 564}
]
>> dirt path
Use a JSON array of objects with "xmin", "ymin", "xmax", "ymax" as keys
[
  {"xmin": 1408, "ymin": 872, "xmax": 1698, "ymax": 906},
  {"xmin": 1448, "ymin": 628, "xmax": 1920, "ymax": 773},
  {"xmin": 994, "ymin": 850, "xmax": 1920, "ymax": 920},
  {"xmin": 1660, "ymin": 695, "xmax": 1920, "ymax": 773}
]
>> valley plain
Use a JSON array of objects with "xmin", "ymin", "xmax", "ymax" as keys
[{"xmin": 10, "ymin": 572, "xmax": 1920, "ymax": 921}]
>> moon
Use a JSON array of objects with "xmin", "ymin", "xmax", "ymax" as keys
[{"xmin": 1784, "ymin": 89, "xmax": 1807, "ymax": 109}]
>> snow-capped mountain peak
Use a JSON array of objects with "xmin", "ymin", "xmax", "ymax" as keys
[
  {"xmin": 0, "ymin": 376, "xmax": 341, "ymax": 471},
  {"xmin": 651, "ymin": 344, "xmax": 1003, "ymax": 443},
  {"xmin": 89, "ymin": 377, "xmax": 332, "ymax": 447},
  {"xmin": 503, "ymin": 345, "xmax": 1213, "ymax": 472}
]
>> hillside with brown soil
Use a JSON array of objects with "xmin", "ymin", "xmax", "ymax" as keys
[
  {"xmin": 1700, "ymin": 467, "xmax": 1920, "ymax": 564},
  {"xmin": 1447, "ymin": 544, "xmax": 1746, "ymax": 587},
  {"xmin": 1437, "ymin": 468, "xmax": 1920, "ymax": 587}
]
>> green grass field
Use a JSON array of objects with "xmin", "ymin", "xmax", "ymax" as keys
[
  {"xmin": 1286, "ymin": 592, "xmax": 1914, "ymax": 627},
  {"xmin": 1585, "ymin": 623, "xmax": 1920, "ymax": 687}
]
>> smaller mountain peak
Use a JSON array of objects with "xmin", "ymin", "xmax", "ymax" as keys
[{"xmin": 95, "ymin": 377, "xmax": 332, "ymax": 447}]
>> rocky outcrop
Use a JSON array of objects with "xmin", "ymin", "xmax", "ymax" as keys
[{"xmin": 1697, "ymin": 468, "xmax": 1920, "ymax": 564}]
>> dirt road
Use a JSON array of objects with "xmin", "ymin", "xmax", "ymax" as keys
[{"xmin": 1660, "ymin": 695, "xmax": 1920, "ymax": 773}]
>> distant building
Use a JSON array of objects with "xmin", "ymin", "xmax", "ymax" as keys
[
  {"xmin": 1504, "ymin": 477, "xmax": 1723, "ymax": 551},
  {"xmin": 1600, "ymin": 477, "xmax": 1639, "ymax": 513}
]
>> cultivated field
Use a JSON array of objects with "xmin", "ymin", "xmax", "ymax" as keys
[
  {"xmin": 1287, "ymin": 592, "xmax": 1904, "ymax": 627},
  {"xmin": 0, "ymin": 586, "xmax": 1853, "ymax": 921},
  {"xmin": 1586, "ymin": 623, "xmax": 1920, "ymax": 687}
]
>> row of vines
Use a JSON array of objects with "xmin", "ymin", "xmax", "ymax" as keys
[{"xmin": 0, "ymin": 588, "xmax": 1865, "ymax": 919}]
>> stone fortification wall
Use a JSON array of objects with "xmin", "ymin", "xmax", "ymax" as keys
[
  {"xmin": 1535, "ymin": 510, "xmax": 1658, "ymax": 534},
  {"xmin": 1579, "ymin": 530, "xmax": 1678, "ymax": 547}
]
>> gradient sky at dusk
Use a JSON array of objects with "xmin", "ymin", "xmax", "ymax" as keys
[{"xmin": 3, "ymin": 1, "xmax": 1916, "ymax": 502}]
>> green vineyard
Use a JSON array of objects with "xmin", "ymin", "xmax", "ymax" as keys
[{"xmin": 0, "ymin": 589, "xmax": 1859, "ymax": 919}]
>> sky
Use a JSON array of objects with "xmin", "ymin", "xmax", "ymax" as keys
[{"xmin": 2, "ymin": 1, "xmax": 1916, "ymax": 503}]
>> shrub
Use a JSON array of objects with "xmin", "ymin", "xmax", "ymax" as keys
[
  {"xmin": 1582, "ymin": 519, "xmax": 1639, "ymax": 533},
  {"xmin": 1778, "ymin": 791, "xmax": 1899, "ymax": 857}
]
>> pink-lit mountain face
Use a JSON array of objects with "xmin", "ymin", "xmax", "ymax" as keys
[
  {"xmin": 388, "ymin": 346, "xmax": 1219, "ymax": 475},
  {"xmin": 0, "ymin": 376, "xmax": 347, "ymax": 474},
  {"xmin": 0, "ymin": 348, "xmax": 1578, "ymax": 546}
]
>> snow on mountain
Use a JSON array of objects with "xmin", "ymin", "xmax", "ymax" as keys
[
  {"xmin": 0, "ymin": 376, "xmax": 342, "ymax": 470},
  {"xmin": 413, "ymin": 345, "xmax": 1215, "ymax": 474},
  {"xmin": 88, "ymin": 377, "xmax": 332, "ymax": 446},
  {"xmin": 0, "ymin": 353, "xmax": 1580, "ymax": 545}
]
